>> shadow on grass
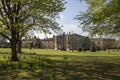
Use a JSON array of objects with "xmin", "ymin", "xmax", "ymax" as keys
[{"xmin": 0, "ymin": 55, "xmax": 120, "ymax": 80}]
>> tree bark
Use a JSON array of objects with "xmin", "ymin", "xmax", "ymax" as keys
[
  {"xmin": 17, "ymin": 40, "xmax": 22, "ymax": 53},
  {"xmin": 11, "ymin": 34, "xmax": 19, "ymax": 61}
]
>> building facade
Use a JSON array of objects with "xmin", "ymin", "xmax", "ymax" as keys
[
  {"xmin": 92, "ymin": 38, "xmax": 116, "ymax": 50},
  {"xmin": 21, "ymin": 33, "xmax": 117, "ymax": 51},
  {"xmin": 54, "ymin": 33, "xmax": 91, "ymax": 50},
  {"xmin": 41, "ymin": 38, "xmax": 55, "ymax": 49}
]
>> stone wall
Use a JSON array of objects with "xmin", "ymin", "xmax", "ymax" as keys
[{"xmin": 21, "ymin": 35, "xmax": 117, "ymax": 51}]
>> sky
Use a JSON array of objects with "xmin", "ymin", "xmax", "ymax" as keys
[{"xmin": 37, "ymin": 0, "xmax": 88, "ymax": 39}]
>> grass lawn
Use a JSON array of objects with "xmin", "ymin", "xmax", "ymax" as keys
[{"xmin": 0, "ymin": 48, "xmax": 120, "ymax": 80}]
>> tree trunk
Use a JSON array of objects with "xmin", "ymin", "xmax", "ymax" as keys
[
  {"xmin": 11, "ymin": 34, "xmax": 19, "ymax": 61},
  {"xmin": 0, "ymin": 37, "xmax": 5, "ymax": 46},
  {"xmin": 17, "ymin": 40, "xmax": 22, "ymax": 53}
]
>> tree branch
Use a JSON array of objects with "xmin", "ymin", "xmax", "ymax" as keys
[{"xmin": 0, "ymin": 32, "xmax": 11, "ymax": 41}]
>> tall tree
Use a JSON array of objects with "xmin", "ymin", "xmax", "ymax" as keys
[
  {"xmin": 0, "ymin": 0, "xmax": 65, "ymax": 61},
  {"xmin": 75, "ymin": 0, "xmax": 120, "ymax": 36}
]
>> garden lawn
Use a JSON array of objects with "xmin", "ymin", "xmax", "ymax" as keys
[{"xmin": 0, "ymin": 48, "xmax": 120, "ymax": 80}]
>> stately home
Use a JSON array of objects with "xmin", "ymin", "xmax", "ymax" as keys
[
  {"xmin": 22, "ymin": 36, "xmax": 41, "ymax": 48},
  {"xmin": 92, "ymin": 38, "xmax": 116, "ymax": 50},
  {"xmin": 54, "ymin": 33, "xmax": 91, "ymax": 50},
  {"xmin": 21, "ymin": 33, "xmax": 118, "ymax": 51},
  {"xmin": 41, "ymin": 33, "xmax": 91, "ymax": 50},
  {"xmin": 22, "ymin": 33, "xmax": 91, "ymax": 50},
  {"xmin": 40, "ymin": 38, "xmax": 55, "ymax": 49},
  {"xmin": 116, "ymin": 40, "xmax": 120, "ymax": 49},
  {"xmin": 25, "ymin": 33, "xmax": 92, "ymax": 50},
  {"xmin": 0, "ymin": 33, "xmax": 118, "ymax": 50}
]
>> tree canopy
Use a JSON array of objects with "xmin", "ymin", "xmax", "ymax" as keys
[
  {"xmin": 0, "ymin": 0, "xmax": 65, "ymax": 61},
  {"xmin": 76, "ymin": 0, "xmax": 120, "ymax": 37}
]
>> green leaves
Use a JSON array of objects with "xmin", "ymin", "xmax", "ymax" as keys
[
  {"xmin": 76, "ymin": 0, "xmax": 120, "ymax": 37},
  {"xmin": 0, "ymin": 0, "xmax": 65, "ymax": 40}
]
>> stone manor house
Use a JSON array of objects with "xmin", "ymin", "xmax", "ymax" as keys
[
  {"xmin": 0, "ymin": 33, "xmax": 118, "ymax": 50},
  {"xmin": 22, "ymin": 33, "xmax": 117, "ymax": 50},
  {"xmin": 22, "ymin": 33, "xmax": 91, "ymax": 50}
]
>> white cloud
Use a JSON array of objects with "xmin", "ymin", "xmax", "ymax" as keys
[
  {"xmin": 34, "ymin": 24, "xmax": 88, "ymax": 39},
  {"xmin": 62, "ymin": 24, "xmax": 88, "ymax": 36},
  {"xmin": 62, "ymin": 24, "xmax": 81, "ymax": 33},
  {"xmin": 35, "ymin": 33, "xmax": 54, "ymax": 39},
  {"xmin": 59, "ymin": 14, "xmax": 64, "ymax": 20},
  {"xmin": 34, "ymin": 24, "xmax": 88, "ymax": 38},
  {"xmin": 56, "ymin": 13, "xmax": 65, "ymax": 23}
]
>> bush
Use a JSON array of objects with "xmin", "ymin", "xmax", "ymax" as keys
[
  {"xmin": 60, "ymin": 46, "xmax": 66, "ymax": 51},
  {"xmin": 78, "ymin": 48, "xmax": 82, "ymax": 52},
  {"xmin": 102, "ymin": 48, "xmax": 106, "ymax": 51},
  {"xmin": 90, "ymin": 46, "xmax": 96, "ymax": 52}
]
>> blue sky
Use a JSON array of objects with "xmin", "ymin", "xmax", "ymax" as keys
[
  {"xmin": 37, "ymin": 0, "xmax": 88, "ymax": 39},
  {"xmin": 58, "ymin": 0, "xmax": 88, "ymax": 34},
  {"xmin": 59, "ymin": 0, "xmax": 87, "ymax": 24}
]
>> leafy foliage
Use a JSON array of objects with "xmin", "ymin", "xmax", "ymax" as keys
[
  {"xmin": 0, "ymin": 0, "xmax": 65, "ymax": 61},
  {"xmin": 0, "ymin": 0, "xmax": 65, "ymax": 40},
  {"xmin": 76, "ymin": 0, "xmax": 120, "ymax": 37}
]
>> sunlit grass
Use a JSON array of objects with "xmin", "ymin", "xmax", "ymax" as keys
[
  {"xmin": 0, "ymin": 48, "xmax": 120, "ymax": 56},
  {"xmin": 0, "ymin": 48, "xmax": 120, "ymax": 80},
  {"xmin": 23, "ymin": 48, "xmax": 120, "ymax": 56}
]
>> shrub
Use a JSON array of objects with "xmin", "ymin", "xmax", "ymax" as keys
[
  {"xmin": 90, "ymin": 46, "xmax": 96, "ymax": 52},
  {"xmin": 78, "ymin": 48, "xmax": 82, "ymax": 52},
  {"xmin": 60, "ymin": 46, "xmax": 66, "ymax": 51},
  {"xmin": 82, "ymin": 48, "xmax": 87, "ymax": 52}
]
